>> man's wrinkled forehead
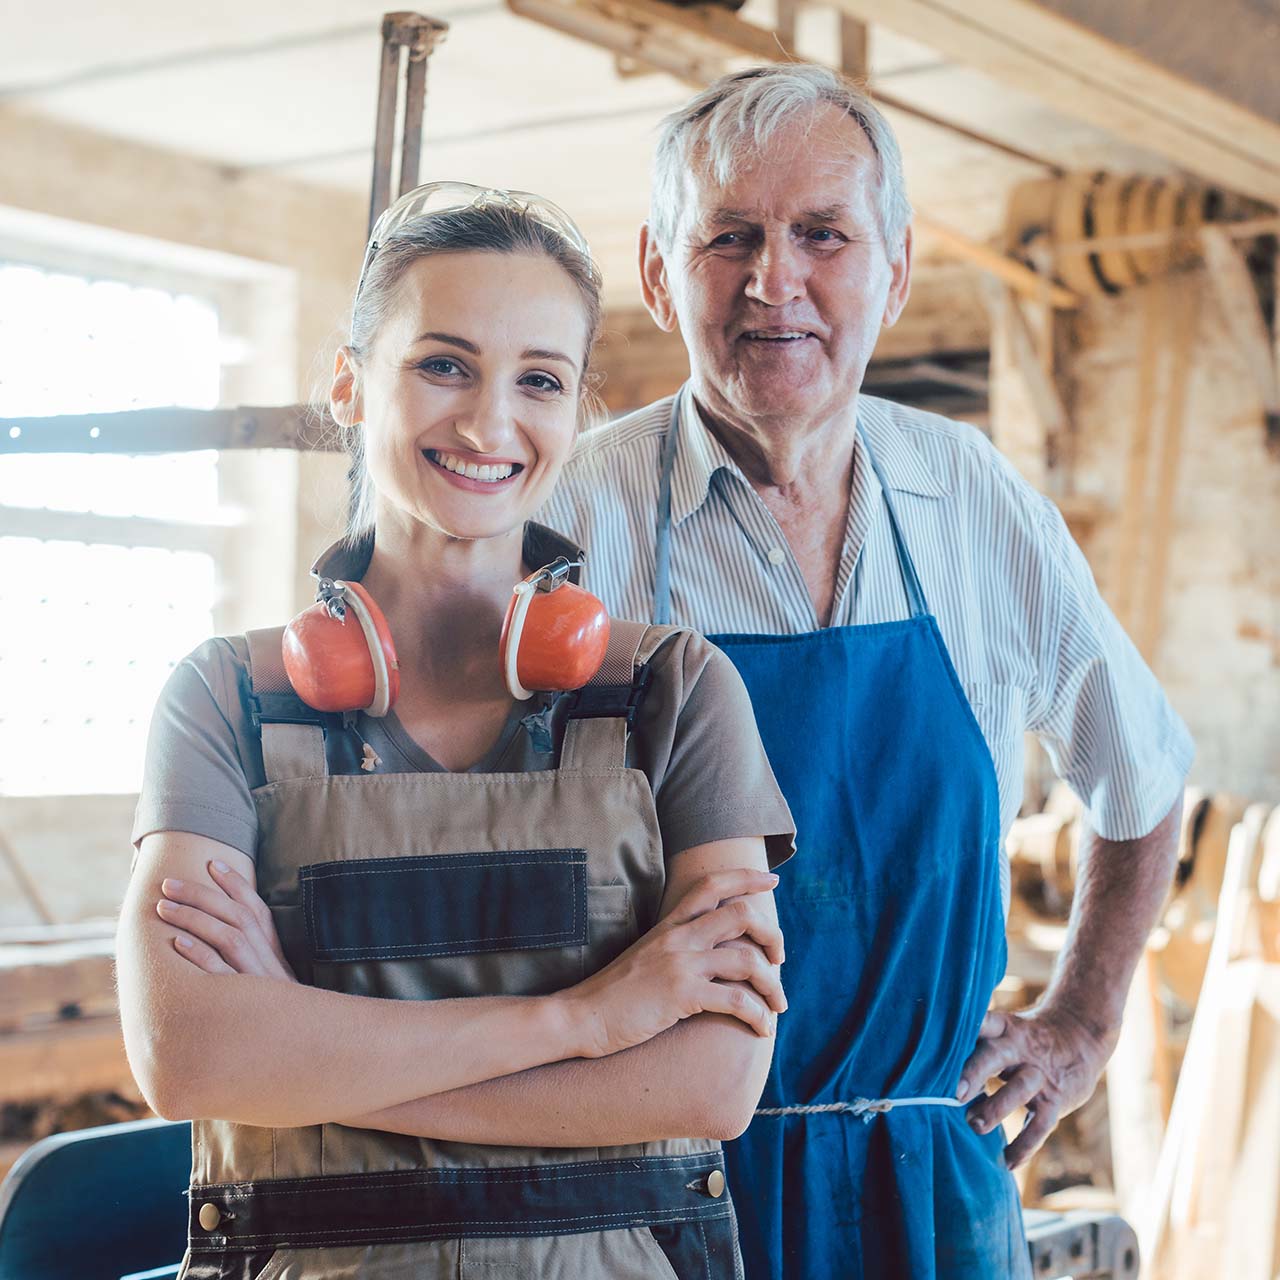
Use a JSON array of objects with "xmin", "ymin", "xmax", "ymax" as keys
[{"xmin": 679, "ymin": 111, "xmax": 879, "ymax": 233}]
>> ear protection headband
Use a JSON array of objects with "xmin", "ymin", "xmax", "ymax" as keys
[{"xmin": 282, "ymin": 558, "xmax": 610, "ymax": 714}]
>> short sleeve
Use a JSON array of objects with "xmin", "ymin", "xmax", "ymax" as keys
[
  {"xmin": 632, "ymin": 631, "xmax": 796, "ymax": 867},
  {"xmin": 131, "ymin": 638, "xmax": 264, "ymax": 859},
  {"xmin": 1028, "ymin": 497, "xmax": 1194, "ymax": 841}
]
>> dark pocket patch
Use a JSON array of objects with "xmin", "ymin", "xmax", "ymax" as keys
[{"xmin": 300, "ymin": 849, "xmax": 587, "ymax": 962}]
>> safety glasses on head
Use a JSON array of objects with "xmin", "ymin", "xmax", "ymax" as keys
[{"xmin": 354, "ymin": 181, "xmax": 593, "ymax": 308}]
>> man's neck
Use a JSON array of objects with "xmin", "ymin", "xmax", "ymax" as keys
[
  {"xmin": 691, "ymin": 390, "xmax": 857, "ymax": 507},
  {"xmin": 691, "ymin": 391, "xmax": 858, "ymax": 627}
]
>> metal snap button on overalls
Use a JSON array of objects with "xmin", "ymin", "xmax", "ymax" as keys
[
  {"xmin": 706, "ymin": 1169, "xmax": 726, "ymax": 1198},
  {"xmin": 198, "ymin": 1203, "xmax": 221, "ymax": 1231}
]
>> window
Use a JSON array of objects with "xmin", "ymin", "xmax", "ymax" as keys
[{"xmin": 0, "ymin": 263, "xmax": 226, "ymax": 795}]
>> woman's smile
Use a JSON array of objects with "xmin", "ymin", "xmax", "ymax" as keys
[{"xmin": 423, "ymin": 446, "xmax": 525, "ymax": 491}]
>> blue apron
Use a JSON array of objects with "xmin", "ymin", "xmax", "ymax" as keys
[{"xmin": 653, "ymin": 391, "xmax": 1030, "ymax": 1279}]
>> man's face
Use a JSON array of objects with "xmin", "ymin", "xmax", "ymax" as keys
[{"xmin": 644, "ymin": 104, "xmax": 910, "ymax": 431}]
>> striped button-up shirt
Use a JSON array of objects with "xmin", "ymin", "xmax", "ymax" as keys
[{"xmin": 542, "ymin": 390, "xmax": 1194, "ymax": 912}]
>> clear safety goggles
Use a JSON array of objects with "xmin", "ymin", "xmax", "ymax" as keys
[{"xmin": 354, "ymin": 181, "xmax": 593, "ymax": 306}]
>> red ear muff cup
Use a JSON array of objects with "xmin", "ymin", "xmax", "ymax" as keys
[
  {"xmin": 500, "ymin": 580, "xmax": 610, "ymax": 698},
  {"xmin": 282, "ymin": 581, "xmax": 400, "ymax": 715}
]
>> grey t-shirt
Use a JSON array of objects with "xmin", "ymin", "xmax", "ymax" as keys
[{"xmin": 133, "ymin": 535, "xmax": 795, "ymax": 868}]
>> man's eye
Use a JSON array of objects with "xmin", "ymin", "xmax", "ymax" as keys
[
  {"xmin": 710, "ymin": 232, "xmax": 743, "ymax": 248},
  {"xmin": 807, "ymin": 228, "xmax": 843, "ymax": 243}
]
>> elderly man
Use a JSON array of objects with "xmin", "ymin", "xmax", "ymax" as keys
[{"xmin": 542, "ymin": 64, "xmax": 1192, "ymax": 1279}]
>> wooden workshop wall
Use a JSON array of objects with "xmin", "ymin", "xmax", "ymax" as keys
[
  {"xmin": 0, "ymin": 108, "xmax": 357, "ymax": 925},
  {"xmin": 991, "ymin": 266, "xmax": 1280, "ymax": 804},
  {"xmin": 0, "ymin": 105, "xmax": 360, "ymax": 601}
]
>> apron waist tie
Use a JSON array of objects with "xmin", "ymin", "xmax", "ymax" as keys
[{"xmin": 754, "ymin": 1096, "xmax": 965, "ymax": 1124}]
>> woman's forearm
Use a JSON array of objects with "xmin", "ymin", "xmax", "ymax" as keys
[
  {"xmin": 118, "ymin": 908, "xmax": 581, "ymax": 1127},
  {"xmin": 346, "ymin": 1006, "xmax": 774, "ymax": 1147}
]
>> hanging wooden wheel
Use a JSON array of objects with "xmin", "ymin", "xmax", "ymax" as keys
[
  {"xmin": 1004, "ymin": 176, "xmax": 1058, "ymax": 257},
  {"xmin": 1052, "ymin": 171, "xmax": 1109, "ymax": 297},
  {"xmin": 1124, "ymin": 177, "xmax": 1160, "ymax": 282},
  {"xmin": 1091, "ymin": 173, "xmax": 1142, "ymax": 291},
  {"xmin": 1127, "ymin": 178, "xmax": 1184, "ymax": 281}
]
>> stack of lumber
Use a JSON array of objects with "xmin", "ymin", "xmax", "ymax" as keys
[
  {"xmin": 1139, "ymin": 805, "xmax": 1280, "ymax": 1279},
  {"xmin": 1004, "ymin": 788, "xmax": 1280, "ymax": 1277},
  {"xmin": 0, "ymin": 919, "xmax": 144, "ymax": 1178}
]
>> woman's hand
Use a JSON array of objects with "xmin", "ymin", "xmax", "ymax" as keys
[
  {"xmin": 561, "ymin": 867, "xmax": 786, "ymax": 1059},
  {"xmin": 156, "ymin": 860, "xmax": 297, "ymax": 982}
]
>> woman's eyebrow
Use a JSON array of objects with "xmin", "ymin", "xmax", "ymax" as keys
[
  {"xmin": 413, "ymin": 331, "xmax": 480, "ymax": 353},
  {"xmin": 523, "ymin": 347, "xmax": 579, "ymax": 374}
]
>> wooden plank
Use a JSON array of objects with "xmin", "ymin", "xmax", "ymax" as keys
[
  {"xmin": 1135, "ymin": 271, "xmax": 1198, "ymax": 664},
  {"xmin": 0, "ymin": 920, "xmax": 117, "ymax": 946},
  {"xmin": 1107, "ymin": 946, "xmax": 1168, "ymax": 1226},
  {"xmin": 825, "ymin": 0, "xmax": 1280, "ymax": 206},
  {"xmin": 983, "ymin": 281, "xmax": 1071, "ymax": 448},
  {"xmin": 1109, "ymin": 276, "xmax": 1167, "ymax": 634},
  {"xmin": 0, "ymin": 938, "xmax": 117, "ymax": 1032},
  {"xmin": 1143, "ymin": 820, "xmax": 1257, "ymax": 1268},
  {"xmin": 0, "ymin": 1017, "xmax": 135, "ymax": 1104},
  {"xmin": 1220, "ymin": 965, "xmax": 1280, "ymax": 1280},
  {"xmin": 1200, "ymin": 227, "xmax": 1280, "ymax": 419},
  {"xmin": 839, "ymin": 14, "xmax": 869, "ymax": 78},
  {"xmin": 920, "ymin": 213, "xmax": 1079, "ymax": 309},
  {"xmin": 0, "ymin": 405, "xmax": 339, "ymax": 455}
]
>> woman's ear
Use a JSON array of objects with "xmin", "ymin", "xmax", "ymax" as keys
[
  {"xmin": 330, "ymin": 346, "xmax": 363, "ymax": 428},
  {"xmin": 639, "ymin": 224, "xmax": 678, "ymax": 334}
]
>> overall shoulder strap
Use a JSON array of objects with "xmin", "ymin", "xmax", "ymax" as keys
[
  {"xmin": 244, "ymin": 627, "xmax": 327, "ymax": 783},
  {"xmin": 558, "ymin": 619, "xmax": 672, "ymax": 771}
]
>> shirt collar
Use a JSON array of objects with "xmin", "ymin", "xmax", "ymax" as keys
[
  {"xmin": 309, "ymin": 522, "xmax": 586, "ymax": 583},
  {"xmin": 669, "ymin": 387, "xmax": 950, "ymax": 526}
]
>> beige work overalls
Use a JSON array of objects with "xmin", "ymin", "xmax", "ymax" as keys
[{"xmin": 179, "ymin": 618, "xmax": 743, "ymax": 1280}]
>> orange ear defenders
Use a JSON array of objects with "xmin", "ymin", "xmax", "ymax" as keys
[{"xmin": 282, "ymin": 558, "xmax": 610, "ymax": 715}]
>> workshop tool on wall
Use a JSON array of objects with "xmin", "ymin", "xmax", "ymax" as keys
[{"xmin": 369, "ymin": 11, "xmax": 449, "ymax": 235}]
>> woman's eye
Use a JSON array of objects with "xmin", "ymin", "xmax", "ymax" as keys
[
  {"xmin": 520, "ymin": 371, "xmax": 565, "ymax": 394},
  {"xmin": 418, "ymin": 356, "xmax": 464, "ymax": 377}
]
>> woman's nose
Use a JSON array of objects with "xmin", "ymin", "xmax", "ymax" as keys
[{"xmin": 452, "ymin": 386, "xmax": 516, "ymax": 452}]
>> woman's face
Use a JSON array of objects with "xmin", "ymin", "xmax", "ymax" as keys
[{"xmin": 339, "ymin": 250, "xmax": 590, "ymax": 544}]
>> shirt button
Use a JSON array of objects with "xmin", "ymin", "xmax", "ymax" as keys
[
  {"xmin": 198, "ymin": 1203, "xmax": 222, "ymax": 1231},
  {"xmin": 766, "ymin": 547, "xmax": 786, "ymax": 566},
  {"xmin": 706, "ymin": 1169, "xmax": 726, "ymax": 1198}
]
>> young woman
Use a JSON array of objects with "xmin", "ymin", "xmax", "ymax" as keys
[{"xmin": 116, "ymin": 184, "xmax": 795, "ymax": 1280}]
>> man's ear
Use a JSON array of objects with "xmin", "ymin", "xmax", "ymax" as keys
[
  {"xmin": 639, "ymin": 223, "xmax": 678, "ymax": 334},
  {"xmin": 330, "ymin": 346, "xmax": 363, "ymax": 428},
  {"xmin": 880, "ymin": 224, "xmax": 913, "ymax": 329}
]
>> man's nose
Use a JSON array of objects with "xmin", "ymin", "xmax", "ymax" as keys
[{"xmin": 745, "ymin": 236, "xmax": 807, "ymax": 306}]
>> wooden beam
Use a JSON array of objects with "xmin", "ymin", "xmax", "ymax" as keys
[
  {"xmin": 0, "ymin": 405, "xmax": 338, "ymax": 455},
  {"xmin": 0, "ymin": 938, "xmax": 117, "ymax": 1033},
  {"xmin": 920, "ymin": 212, "xmax": 1079, "ymax": 309},
  {"xmin": 0, "ymin": 1016, "xmax": 136, "ymax": 1103},
  {"xmin": 1200, "ymin": 226, "xmax": 1280, "ymax": 420},
  {"xmin": 983, "ymin": 280, "xmax": 1071, "ymax": 444},
  {"xmin": 839, "ymin": 14, "xmax": 868, "ymax": 78},
  {"xmin": 825, "ymin": 0, "xmax": 1280, "ymax": 207}
]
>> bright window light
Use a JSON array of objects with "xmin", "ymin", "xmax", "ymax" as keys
[{"xmin": 0, "ymin": 261, "xmax": 223, "ymax": 796}]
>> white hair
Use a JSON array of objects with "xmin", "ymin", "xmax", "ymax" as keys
[{"xmin": 650, "ymin": 64, "xmax": 912, "ymax": 254}]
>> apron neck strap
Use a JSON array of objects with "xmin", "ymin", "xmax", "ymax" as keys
[{"xmin": 653, "ymin": 385, "xmax": 929, "ymax": 624}]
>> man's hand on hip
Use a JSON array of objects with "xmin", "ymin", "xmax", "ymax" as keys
[{"xmin": 955, "ymin": 1004, "xmax": 1117, "ymax": 1169}]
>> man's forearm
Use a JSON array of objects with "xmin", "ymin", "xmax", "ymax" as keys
[
  {"xmin": 1039, "ymin": 795, "xmax": 1182, "ymax": 1037},
  {"xmin": 345, "ymin": 1011, "xmax": 773, "ymax": 1147}
]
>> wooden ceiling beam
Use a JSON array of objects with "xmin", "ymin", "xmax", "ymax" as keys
[{"xmin": 825, "ymin": 0, "xmax": 1280, "ymax": 206}]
